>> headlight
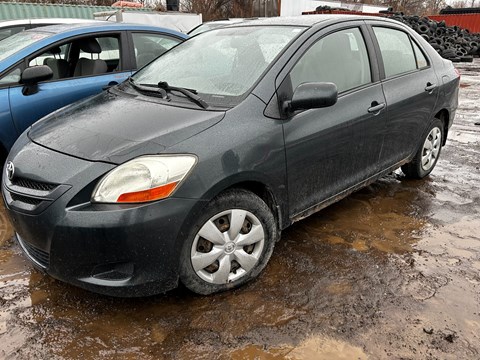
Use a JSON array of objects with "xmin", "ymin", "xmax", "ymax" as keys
[{"xmin": 91, "ymin": 155, "xmax": 197, "ymax": 203}]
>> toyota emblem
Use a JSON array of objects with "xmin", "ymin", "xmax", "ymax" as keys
[{"xmin": 5, "ymin": 161, "xmax": 14, "ymax": 180}]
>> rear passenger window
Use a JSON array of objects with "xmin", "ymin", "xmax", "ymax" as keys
[
  {"xmin": 412, "ymin": 40, "xmax": 428, "ymax": 68},
  {"xmin": 132, "ymin": 33, "xmax": 181, "ymax": 69},
  {"xmin": 290, "ymin": 28, "xmax": 371, "ymax": 94},
  {"xmin": 373, "ymin": 27, "xmax": 417, "ymax": 77}
]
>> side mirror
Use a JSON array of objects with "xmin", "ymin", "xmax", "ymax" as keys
[
  {"xmin": 283, "ymin": 82, "xmax": 338, "ymax": 113},
  {"xmin": 21, "ymin": 65, "xmax": 53, "ymax": 96}
]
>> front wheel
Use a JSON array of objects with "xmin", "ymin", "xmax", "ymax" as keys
[
  {"xmin": 179, "ymin": 189, "xmax": 278, "ymax": 295},
  {"xmin": 401, "ymin": 118, "xmax": 444, "ymax": 179}
]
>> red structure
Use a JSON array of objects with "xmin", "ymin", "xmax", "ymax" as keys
[{"xmin": 428, "ymin": 14, "xmax": 480, "ymax": 33}]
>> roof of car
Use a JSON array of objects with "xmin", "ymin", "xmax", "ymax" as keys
[
  {"xmin": 231, "ymin": 14, "xmax": 395, "ymax": 28},
  {"xmin": 24, "ymin": 21, "xmax": 187, "ymax": 37},
  {"xmin": 0, "ymin": 18, "xmax": 103, "ymax": 26},
  {"xmin": 0, "ymin": 21, "xmax": 187, "ymax": 68}
]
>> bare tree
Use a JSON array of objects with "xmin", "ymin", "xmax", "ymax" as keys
[
  {"xmin": 182, "ymin": 0, "xmax": 254, "ymax": 20},
  {"xmin": 382, "ymin": 0, "xmax": 448, "ymax": 15}
]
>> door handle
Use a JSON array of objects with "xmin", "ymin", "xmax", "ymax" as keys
[
  {"xmin": 368, "ymin": 102, "xmax": 386, "ymax": 114},
  {"xmin": 425, "ymin": 82, "xmax": 437, "ymax": 93},
  {"xmin": 103, "ymin": 81, "xmax": 118, "ymax": 91}
]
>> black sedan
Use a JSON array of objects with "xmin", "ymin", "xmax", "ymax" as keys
[{"xmin": 2, "ymin": 15, "xmax": 459, "ymax": 297}]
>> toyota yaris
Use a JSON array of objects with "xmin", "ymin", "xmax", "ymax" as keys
[{"xmin": 3, "ymin": 15, "xmax": 459, "ymax": 297}]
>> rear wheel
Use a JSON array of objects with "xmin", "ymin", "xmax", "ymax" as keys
[
  {"xmin": 179, "ymin": 189, "xmax": 277, "ymax": 295},
  {"xmin": 401, "ymin": 118, "xmax": 443, "ymax": 179}
]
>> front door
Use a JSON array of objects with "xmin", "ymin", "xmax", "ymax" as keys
[{"xmin": 282, "ymin": 26, "xmax": 387, "ymax": 216}]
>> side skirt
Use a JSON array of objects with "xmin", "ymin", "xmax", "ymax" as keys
[{"xmin": 290, "ymin": 158, "xmax": 410, "ymax": 224}]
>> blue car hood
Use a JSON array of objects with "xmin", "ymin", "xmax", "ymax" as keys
[{"xmin": 28, "ymin": 89, "xmax": 225, "ymax": 164}]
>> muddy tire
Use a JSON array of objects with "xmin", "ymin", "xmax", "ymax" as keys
[
  {"xmin": 179, "ymin": 189, "xmax": 278, "ymax": 295},
  {"xmin": 401, "ymin": 118, "xmax": 444, "ymax": 179}
]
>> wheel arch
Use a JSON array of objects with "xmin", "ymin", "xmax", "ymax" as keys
[
  {"xmin": 222, "ymin": 180, "xmax": 285, "ymax": 232},
  {"xmin": 172, "ymin": 175, "xmax": 288, "ymax": 273},
  {"xmin": 434, "ymin": 108, "xmax": 449, "ymax": 145}
]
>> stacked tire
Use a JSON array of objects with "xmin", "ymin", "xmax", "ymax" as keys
[{"xmin": 389, "ymin": 13, "xmax": 479, "ymax": 62}]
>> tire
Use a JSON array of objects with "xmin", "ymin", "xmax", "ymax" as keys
[
  {"xmin": 401, "ymin": 118, "xmax": 444, "ymax": 179},
  {"xmin": 179, "ymin": 189, "xmax": 278, "ymax": 295},
  {"xmin": 417, "ymin": 24, "xmax": 430, "ymax": 34}
]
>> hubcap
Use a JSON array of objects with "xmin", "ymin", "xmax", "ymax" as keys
[
  {"xmin": 191, "ymin": 209, "xmax": 265, "ymax": 285},
  {"xmin": 421, "ymin": 127, "xmax": 441, "ymax": 171}
]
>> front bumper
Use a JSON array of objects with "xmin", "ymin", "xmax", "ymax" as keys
[{"xmin": 3, "ymin": 139, "xmax": 205, "ymax": 297}]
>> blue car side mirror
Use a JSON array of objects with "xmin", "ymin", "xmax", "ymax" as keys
[{"xmin": 21, "ymin": 65, "xmax": 53, "ymax": 96}]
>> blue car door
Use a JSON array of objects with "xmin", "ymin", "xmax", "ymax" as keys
[
  {"xmin": 9, "ymin": 72, "xmax": 130, "ymax": 136},
  {"xmin": 8, "ymin": 33, "xmax": 132, "ymax": 137}
]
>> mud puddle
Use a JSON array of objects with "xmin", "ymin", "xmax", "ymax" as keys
[{"xmin": 1, "ymin": 60, "xmax": 480, "ymax": 359}]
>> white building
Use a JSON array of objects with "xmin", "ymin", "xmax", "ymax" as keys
[{"xmin": 280, "ymin": 0, "xmax": 389, "ymax": 16}]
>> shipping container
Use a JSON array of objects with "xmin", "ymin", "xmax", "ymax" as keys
[{"xmin": 428, "ymin": 14, "xmax": 480, "ymax": 33}]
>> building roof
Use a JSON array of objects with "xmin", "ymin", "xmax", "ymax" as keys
[{"xmin": 0, "ymin": 1, "xmax": 152, "ymax": 21}]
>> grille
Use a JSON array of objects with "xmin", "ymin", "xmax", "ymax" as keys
[
  {"xmin": 11, "ymin": 193, "xmax": 42, "ymax": 206},
  {"xmin": 18, "ymin": 236, "xmax": 50, "ymax": 268},
  {"xmin": 11, "ymin": 177, "xmax": 58, "ymax": 191}
]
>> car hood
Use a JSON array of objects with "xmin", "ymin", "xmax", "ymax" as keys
[{"xmin": 28, "ymin": 89, "xmax": 225, "ymax": 164}]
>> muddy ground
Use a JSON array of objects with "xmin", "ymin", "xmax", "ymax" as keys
[{"xmin": 0, "ymin": 60, "xmax": 479, "ymax": 360}]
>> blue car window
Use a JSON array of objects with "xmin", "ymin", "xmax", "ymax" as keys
[
  {"xmin": 29, "ymin": 43, "xmax": 69, "ymax": 67},
  {"xmin": 132, "ymin": 33, "xmax": 181, "ymax": 69},
  {"xmin": 78, "ymin": 36, "xmax": 120, "ymax": 74}
]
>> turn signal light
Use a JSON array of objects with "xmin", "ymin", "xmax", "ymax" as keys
[{"xmin": 117, "ymin": 182, "xmax": 178, "ymax": 203}]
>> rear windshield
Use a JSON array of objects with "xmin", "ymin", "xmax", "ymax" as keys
[
  {"xmin": 0, "ymin": 31, "xmax": 50, "ymax": 62},
  {"xmin": 132, "ymin": 26, "xmax": 305, "ymax": 107}
]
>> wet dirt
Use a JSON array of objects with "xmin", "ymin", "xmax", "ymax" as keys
[{"xmin": 1, "ymin": 60, "xmax": 480, "ymax": 359}]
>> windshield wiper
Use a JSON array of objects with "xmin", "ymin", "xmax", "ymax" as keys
[
  {"xmin": 129, "ymin": 78, "xmax": 209, "ymax": 110},
  {"xmin": 129, "ymin": 78, "xmax": 167, "ymax": 98},
  {"xmin": 157, "ymin": 81, "xmax": 210, "ymax": 110}
]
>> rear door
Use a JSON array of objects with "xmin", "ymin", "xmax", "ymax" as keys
[
  {"xmin": 367, "ymin": 22, "xmax": 440, "ymax": 168},
  {"xmin": 280, "ymin": 23, "xmax": 387, "ymax": 216},
  {"xmin": 8, "ymin": 31, "xmax": 130, "ymax": 136}
]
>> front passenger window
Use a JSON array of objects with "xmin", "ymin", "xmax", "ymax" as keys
[
  {"xmin": 28, "ymin": 35, "xmax": 121, "ymax": 81},
  {"xmin": 290, "ymin": 28, "xmax": 372, "ymax": 93}
]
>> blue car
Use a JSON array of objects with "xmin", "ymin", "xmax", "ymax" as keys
[{"xmin": 0, "ymin": 22, "xmax": 186, "ymax": 161}]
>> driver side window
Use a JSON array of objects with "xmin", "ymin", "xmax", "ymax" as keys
[
  {"xmin": 29, "ymin": 44, "xmax": 69, "ymax": 80},
  {"xmin": 290, "ymin": 28, "xmax": 372, "ymax": 93}
]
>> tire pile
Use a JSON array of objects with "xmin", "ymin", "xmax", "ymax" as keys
[{"xmin": 389, "ymin": 14, "xmax": 479, "ymax": 62}]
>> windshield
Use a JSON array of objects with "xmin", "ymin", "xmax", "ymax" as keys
[
  {"xmin": 0, "ymin": 31, "xmax": 50, "ymax": 62},
  {"xmin": 132, "ymin": 26, "xmax": 305, "ymax": 107}
]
